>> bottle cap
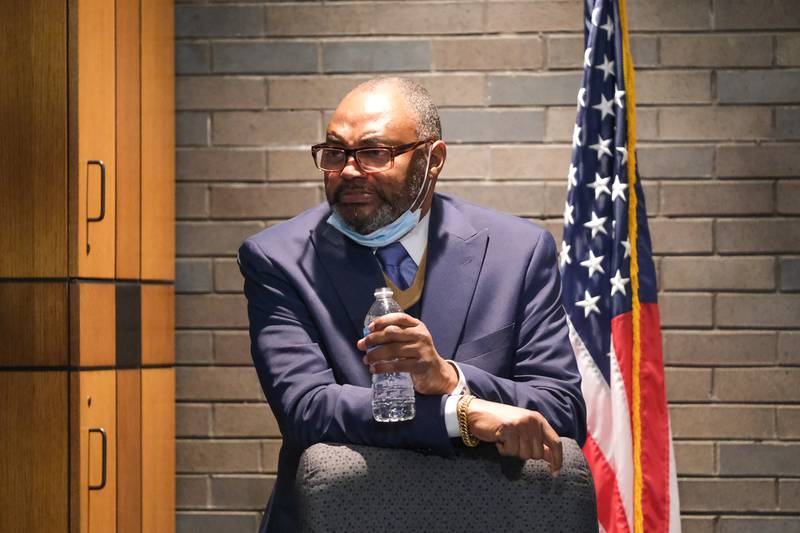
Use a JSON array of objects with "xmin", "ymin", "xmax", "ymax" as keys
[{"xmin": 374, "ymin": 287, "xmax": 394, "ymax": 299}]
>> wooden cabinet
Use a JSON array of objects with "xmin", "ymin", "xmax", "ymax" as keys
[{"xmin": 0, "ymin": 0, "xmax": 175, "ymax": 532}]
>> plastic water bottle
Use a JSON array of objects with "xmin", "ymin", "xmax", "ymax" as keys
[{"xmin": 364, "ymin": 287, "xmax": 415, "ymax": 422}]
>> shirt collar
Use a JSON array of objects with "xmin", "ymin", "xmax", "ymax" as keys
[{"xmin": 371, "ymin": 212, "xmax": 430, "ymax": 267}]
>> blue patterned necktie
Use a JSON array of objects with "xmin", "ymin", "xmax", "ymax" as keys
[{"xmin": 375, "ymin": 242, "xmax": 417, "ymax": 291}]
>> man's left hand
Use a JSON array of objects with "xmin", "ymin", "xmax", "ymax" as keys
[{"xmin": 357, "ymin": 312, "xmax": 458, "ymax": 395}]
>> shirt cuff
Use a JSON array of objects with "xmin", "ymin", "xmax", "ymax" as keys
[
  {"xmin": 444, "ymin": 361, "xmax": 471, "ymax": 438},
  {"xmin": 444, "ymin": 394, "xmax": 462, "ymax": 438}
]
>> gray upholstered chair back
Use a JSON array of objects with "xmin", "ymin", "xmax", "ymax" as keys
[{"xmin": 295, "ymin": 439, "xmax": 598, "ymax": 532}]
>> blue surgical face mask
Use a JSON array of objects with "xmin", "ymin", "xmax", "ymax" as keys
[{"xmin": 327, "ymin": 145, "xmax": 433, "ymax": 248}]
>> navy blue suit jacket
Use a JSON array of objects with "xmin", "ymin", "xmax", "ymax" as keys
[{"xmin": 237, "ymin": 193, "xmax": 587, "ymax": 531}]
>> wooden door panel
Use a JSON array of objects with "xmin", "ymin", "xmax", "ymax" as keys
[
  {"xmin": 116, "ymin": 0, "xmax": 141, "ymax": 281},
  {"xmin": 0, "ymin": 282, "xmax": 69, "ymax": 367},
  {"xmin": 117, "ymin": 369, "xmax": 142, "ymax": 533},
  {"xmin": 141, "ymin": 284, "xmax": 175, "ymax": 365},
  {"xmin": 71, "ymin": 370, "xmax": 117, "ymax": 533},
  {"xmin": 142, "ymin": 368, "xmax": 175, "ymax": 533},
  {"xmin": 70, "ymin": 282, "xmax": 116, "ymax": 367},
  {"xmin": 141, "ymin": 0, "xmax": 174, "ymax": 281},
  {"xmin": 0, "ymin": 0, "xmax": 68, "ymax": 278},
  {"xmin": 71, "ymin": 0, "xmax": 116, "ymax": 279},
  {"xmin": 0, "ymin": 371, "xmax": 69, "ymax": 532}
]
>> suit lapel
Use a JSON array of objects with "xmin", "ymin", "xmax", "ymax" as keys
[
  {"xmin": 420, "ymin": 196, "xmax": 488, "ymax": 360},
  {"xmin": 309, "ymin": 220, "xmax": 384, "ymax": 338}
]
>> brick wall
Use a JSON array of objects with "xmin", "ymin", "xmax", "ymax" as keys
[{"xmin": 173, "ymin": 1, "xmax": 800, "ymax": 531}]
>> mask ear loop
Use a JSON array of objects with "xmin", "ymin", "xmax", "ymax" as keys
[{"xmin": 409, "ymin": 143, "xmax": 435, "ymax": 214}]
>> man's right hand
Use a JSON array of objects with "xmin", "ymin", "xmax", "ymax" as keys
[{"xmin": 465, "ymin": 398, "xmax": 563, "ymax": 476}]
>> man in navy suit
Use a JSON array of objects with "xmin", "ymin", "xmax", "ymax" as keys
[{"xmin": 237, "ymin": 77, "xmax": 586, "ymax": 531}]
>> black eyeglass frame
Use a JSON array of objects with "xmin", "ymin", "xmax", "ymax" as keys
[{"xmin": 310, "ymin": 138, "xmax": 434, "ymax": 172}]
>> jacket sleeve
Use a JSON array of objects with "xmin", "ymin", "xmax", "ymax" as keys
[
  {"xmin": 237, "ymin": 238, "xmax": 454, "ymax": 454},
  {"xmin": 459, "ymin": 231, "xmax": 588, "ymax": 445}
]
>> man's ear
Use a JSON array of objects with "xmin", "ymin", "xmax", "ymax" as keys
[{"xmin": 428, "ymin": 140, "xmax": 447, "ymax": 180}]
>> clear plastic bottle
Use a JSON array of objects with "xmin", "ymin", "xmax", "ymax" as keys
[{"xmin": 364, "ymin": 287, "xmax": 416, "ymax": 422}]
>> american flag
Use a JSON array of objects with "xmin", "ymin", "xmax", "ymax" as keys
[{"xmin": 560, "ymin": 1, "xmax": 680, "ymax": 532}]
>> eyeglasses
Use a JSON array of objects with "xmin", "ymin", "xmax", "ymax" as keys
[{"xmin": 311, "ymin": 139, "xmax": 433, "ymax": 173}]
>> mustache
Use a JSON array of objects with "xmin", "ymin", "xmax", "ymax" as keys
[{"xmin": 332, "ymin": 184, "xmax": 387, "ymax": 204}]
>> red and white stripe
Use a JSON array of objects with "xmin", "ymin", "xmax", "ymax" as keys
[{"xmin": 569, "ymin": 306, "xmax": 680, "ymax": 533}]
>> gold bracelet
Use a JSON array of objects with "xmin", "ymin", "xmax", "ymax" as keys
[{"xmin": 456, "ymin": 395, "xmax": 479, "ymax": 447}]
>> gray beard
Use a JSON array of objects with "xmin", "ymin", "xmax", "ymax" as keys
[{"xmin": 332, "ymin": 152, "xmax": 427, "ymax": 235}]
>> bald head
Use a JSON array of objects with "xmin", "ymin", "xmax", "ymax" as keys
[{"xmin": 346, "ymin": 77, "xmax": 442, "ymax": 142}]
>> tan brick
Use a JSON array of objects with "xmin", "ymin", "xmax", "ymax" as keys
[
  {"xmin": 433, "ymin": 37, "xmax": 543, "ymax": 71},
  {"xmin": 489, "ymin": 145, "xmax": 572, "ymax": 181},
  {"xmin": 779, "ymin": 480, "xmax": 800, "ymax": 512},
  {"xmin": 436, "ymin": 183, "xmax": 545, "ymax": 217},
  {"xmin": 660, "ymin": 181, "xmax": 773, "ymax": 217},
  {"xmin": 663, "ymin": 331, "xmax": 777, "ymax": 366},
  {"xmin": 210, "ymin": 184, "xmax": 320, "ymax": 220},
  {"xmin": 214, "ymin": 403, "xmax": 280, "ymax": 438},
  {"xmin": 778, "ymin": 407, "xmax": 800, "ymax": 438},
  {"xmin": 439, "ymin": 145, "xmax": 490, "ymax": 180},
  {"xmin": 715, "ymin": 0, "xmax": 800, "ymax": 29},
  {"xmin": 660, "ymin": 256, "xmax": 775, "ymax": 291},
  {"xmin": 719, "ymin": 517, "xmax": 800, "ymax": 533},
  {"xmin": 637, "ymin": 144, "xmax": 715, "ymax": 179},
  {"xmin": 778, "ymin": 332, "xmax": 800, "ymax": 365},
  {"xmin": 210, "ymin": 474, "xmax": 275, "ymax": 509},
  {"xmin": 265, "ymin": 2, "xmax": 483, "ymax": 36},
  {"xmin": 649, "ymin": 219, "xmax": 713, "ymax": 255},
  {"xmin": 717, "ymin": 293, "xmax": 800, "ymax": 329},
  {"xmin": 177, "ymin": 441, "xmax": 261, "ymax": 474},
  {"xmin": 177, "ymin": 366, "xmax": 264, "ymax": 402},
  {"xmin": 659, "ymin": 106, "xmax": 772, "ymax": 141},
  {"xmin": 777, "ymin": 34, "xmax": 800, "ymax": 66},
  {"xmin": 177, "ymin": 512, "xmax": 259, "ymax": 531},
  {"xmin": 486, "ymin": 1, "xmax": 581, "ymax": 32},
  {"xmin": 544, "ymin": 184, "xmax": 566, "ymax": 217},
  {"xmin": 636, "ymin": 71, "xmax": 712, "ymax": 105},
  {"xmin": 678, "ymin": 479, "xmax": 777, "ymax": 512},
  {"xmin": 261, "ymin": 440, "xmax": 282, "ymax": 473},
  {"xmin": 716, "ymin": 143, "xmax": 800, "ymax": 178},
  {"xmin": 665, "ymin": 367, "xmax": 712, "ymax": 401},
  {"xmin": 177, "ymin": 148, "xmax": 266, "ymax": 183},
  {"xmin": 213, "ymin": 111, "xmax": 321, "ymax": 146},
  {"xmin": 715, "ymin": 367, "xmax": 800, "ymax": 401},
  {"xmin": 269, "ymin": 73, "xmax": 488, "ymax": 110},
  {"xmin": 213, "ymin": 259, "xmax": 241, "ymax": 294},
  {"xmin": 177, "ymin": 403, "xmax": 212, "ymax": 437},
  {"xmin": 670, "ymin": 405, "xmax": 775, "ymax": 439},
  {"xmin": 659, "ymin": 293, "xmax": 713, "ymax": 328},
  {"xmin": 673, "ymin": 441, "xmax": 715, "ymax": 475},
  {"xmin": 628, "ymin": 0, "xmax": 711, "ymax": 30},
  {"xmin": 176, "ymin": 258, "xmax": 213, "ymax": 294},
  {"xmin": 176, "ymin": 330, "xmax": 214, "ymax": 364},
  {"xmin": 177, "ymin": 221, "xmax": 265, "ymax": 257},
  {"xmin": 177, "ymin": 475, "xmax": 209, "ymax": 509},
  {"xmin": 176, "ymin": 76, "xmax": 266, "ymax": 110},
  {"xmin": 719, "ymin": 442, "xmax": 800, "ymax": 476},
  {"xmin": 214, "ymin": 331, "xmax": 252, "ymax": 366},
  {"xmin": 176, "ymin": 184, "xmax": 208, "ymax": 220},
  {"xmin": 660, "ymin": 34, "xmax": 774, "ymax": 67},
  {"xmin": 266, "ymin": 149, "xmax": 318, "ymax": 182},
  {"xmin": 681, "ymin": 517, "xmax": 716, "ymax": 533},
  {"xmin": 777, "ymin": 181, "xmax": 800, "ymax": 215},
  {"xmin": 176, "ymin": 294, "xmax": 248, "ymax": 328},
  {"xmin": 716, "ymin": 219, "xmax": 800, "ymax": 254}
]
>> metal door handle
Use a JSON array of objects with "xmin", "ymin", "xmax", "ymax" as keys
[
  {"xmin": 86, "ymin": 160, "xmax": 106, "ymax": 254},
  {"xmin": 88, "ymin": 427, "xmax": 107, "ymax": 491}
]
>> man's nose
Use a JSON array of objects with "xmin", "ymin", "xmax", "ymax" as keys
[{"xmin": 339, "ymin": 154, "xmax": 364, "ymax": 180}]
